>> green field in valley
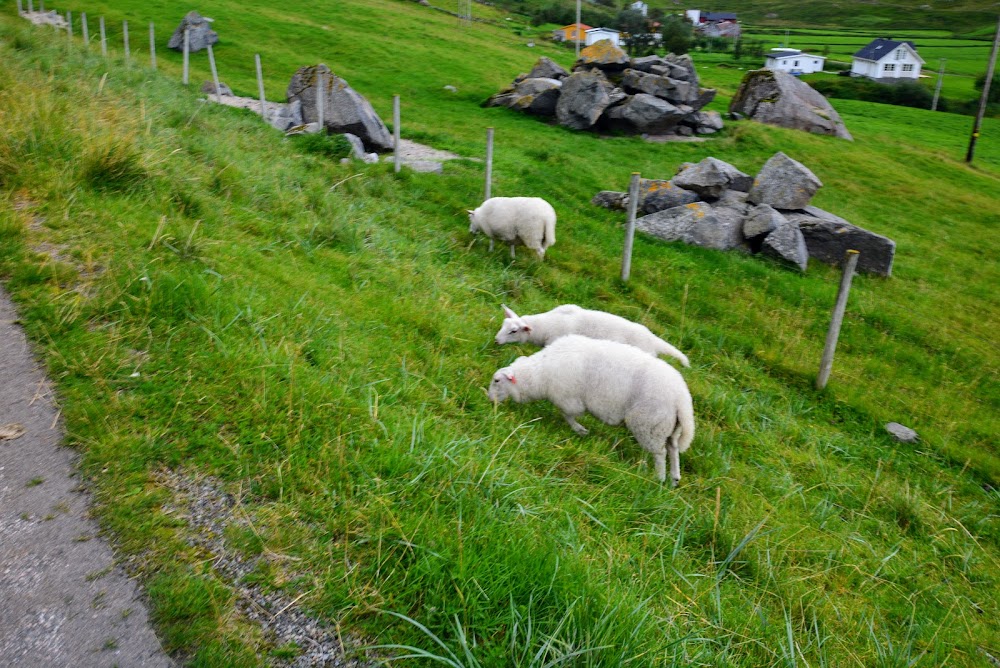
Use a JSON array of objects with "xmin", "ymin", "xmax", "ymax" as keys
[{"xmin": 1, "ymin": 0, "xmax": 999, "ymax": 665}]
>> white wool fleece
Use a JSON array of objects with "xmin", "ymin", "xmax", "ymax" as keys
[
  {"xmin": 488, "ymin": 334, "xmax": 695, "ymax": 485},
  {"xmin": 467, "ymin": 197, "xmax": 556, "ymax": 260}
]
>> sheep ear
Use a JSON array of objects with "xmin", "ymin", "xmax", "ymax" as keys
[
  {"xmin": 466, "ymin": 209, "xmax": 475, "ymax": 215},
  {"xmin": 502, "ymin": 304, "xmax": 519, "ymax": 320},
  {"xmin": 521, "ymin": 324, "xmax": 531, "ymax": 333},
  {"xmin": 505, "ymin": 372, "xmax": 517, "ymax": 384}
]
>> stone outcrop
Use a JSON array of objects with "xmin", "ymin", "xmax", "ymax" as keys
[
  {"xmin": 729, "ymin": 69, "xmax": 853, "ymax": 140},
  {"xmin": 593, "ymin": 153, "xmax": 895, "ymax": 274},
  {"xmin": 168, "ymin": 11, "xmax": 218, "ymax": 53},
  {"xmin": 287, "ymin": 64, "xmax": 393, "ymax": 153},
  {"xmin": 485, "ymin": 46, "xmax": 721, "ymax": 138}
]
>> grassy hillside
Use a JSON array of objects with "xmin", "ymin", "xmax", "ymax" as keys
[{"xmin": 2, "ymin": 1, "xmax": 999, "ymax": 666}]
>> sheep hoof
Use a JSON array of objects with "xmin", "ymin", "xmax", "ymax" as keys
[
  {"xmin": 572, "ymin": 425, "xmax": 589, "ymax": 436},
  {"xmin": 670, "ymin": 477, "xmax": 680, "ymax": 488}
]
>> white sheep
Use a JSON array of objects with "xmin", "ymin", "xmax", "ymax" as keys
[
  {"xmin": 467, "ymin": 197, "xmax": 556, "ymax": 260},
  {"xmin": 488, "ymin": 334, "xmax": 695, "ymax": 486},
  {"xmin": 495, "ymin": 304, "xmax": 690, "ymax": 368}
]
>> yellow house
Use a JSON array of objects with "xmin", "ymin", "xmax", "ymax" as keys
[{"xmin": 552, "ymin": 23, "xmax": 592, "ymax": 43}]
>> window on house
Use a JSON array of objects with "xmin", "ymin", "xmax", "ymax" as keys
[
  {"xmin": 884, "ymin": 63, "xmax": 896, "ymax": 72},
  {"xmin": 896, "ymin": 49, "xmax": 904, "ymax": 60},
  {"xmin": 902, "ymin": 64, "xmax": 914, "ymax": 72},
  {"xmin": 794, "ymin": 60, "xmax": 799, "ymax": 66}
]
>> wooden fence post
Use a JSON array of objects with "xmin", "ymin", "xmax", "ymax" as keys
[
  {"xmin": 38, "ymin": 0, "xmax": 43, "ymax": 12},
  {"xmin": 99, "ymin": 16, "xmax": 106, "ymax": 57},
  {"xmin": 255, "ymin": 54, "xmax": 266, "ymax": 119},
  {"xmin": 621, "ymin": 172, "xmax": 641, "ymax": 281},
  {"xmin": 484, "ymin": 127, "xmax": 494, "ymax": 202},
  {"xmin": 27, "ymin": 0, "xmax": 33, "ymax": 15},
  {"xmin": 816, "ymin": 249, "xmax": 860, "ymax": 390},
  {"xmin": 123, "ymin": 20, "xmax": 130, "ymax": 63},
  {"xmin": 393, "ymin": 94, "xmax": 401, "ymax": 174},
  {"xmin": 81, "ymin": 12, "xmax": 88, "ymax": 46},
  {"xmin": 316, "ymin": 70, "xmax": 325, "ymax": 129},
  {"xmin": 16, "ymin": 0, "xmax": 22, "ymax": 16},
  {"xmin": 182, "ymin": 27, "xmax": 190, "ymax": 85},
  {"xmin": 149, "ymin": 22, "xmax": 156, "ymax": 70},
  {"xmin": 207, "ymin": 43, "xmax": 222, "ymax": 104},
  {"xmin": 66, "ymin": 10, "xmax": 72, "ymax": 37}
]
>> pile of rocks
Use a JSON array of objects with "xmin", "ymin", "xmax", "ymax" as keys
[
  {"xmin": 593, "ymin": 153, "xmax": 896, "ymax": 275},
  {"xmin": 167, "ymin": 11, "xmax": 218, "ymax": 53},
  {"xmin": 485, "ymin": 43, "xmax": 723, "ymax": 137}
]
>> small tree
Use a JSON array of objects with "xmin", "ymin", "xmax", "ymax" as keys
[
  {"xmin": 661, "ymin": 15, "xmax": 693, "ymax": 55},
  {"xmin": 974, "ymin": 71, "xmax": 1000, "ymax": 103},
  {"xmin": 615, "ymin": 8, "xmax": 649, "ymax": 55}
]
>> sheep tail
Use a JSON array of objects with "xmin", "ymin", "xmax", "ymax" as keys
[
  {"xmin": 657, "ymin": 340, "xmax": 690, "ymax": 368},
  {"xmin": 673, "ymin": 402, "xmax": 695, "ymax": 454},
  {"xmin": 544, "ymin": 214, "xmax": 556, "ymax": 247}
]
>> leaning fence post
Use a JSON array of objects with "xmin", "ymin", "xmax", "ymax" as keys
[
  {"xmin": 816, "ymin": 249, "xmax": 860, "ymax": 390},
  {"xmin": 81, "ymin": 12, "xmax": 88, "ymax": 46},
  {"xmin": 621, "ymin": 172, "xmax": 641, "ymax": 282},
  {"xmin": 27, "ymin": 0, "xmax": 33, "ymax": 15},
  {"xmin": 207, "ymin": 43, "xmax": 222, "ymax": 104},
  {"xmin": 393, "ymin": 94, "xmax": 401, "ymax": 174},
  {"xmin": 16, "ymin": 0, "xmax": 23, "ymax": 16},
  {"xmin": 38, "ymin": 0, "xmax": 43, "ymax": 11},
  {"xmin": 255, "ymin": 54, "xmax": 266, "ymax": 119},
  {"xmin": 182, "ymin": 27, "xmax": 190, "ymax": 85},
  {"xmin": 99, "ymin": 16, "xmax": 107, "ymax": 57},
  {"xmin": 123, "ymin": 20, "xmax": 130, "ymax": 63},
  {"xmin": 66, "ymin": 10, "xmax": 72, "ymax": 37},
  {"xmin": 484, "ymin": 127, "xmax": 494, "ymax": 201},
  {"xmin": 149, "ymin": 22, "xmax": 156, "ymax": 70},
  {"xmin": 316, "ymin": 70, "xmax": 326, "ymax": 129}
]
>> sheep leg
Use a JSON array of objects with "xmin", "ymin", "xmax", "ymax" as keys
[
  {"xmin": 509, "ymin": 243, "xmax": 516, "ymax": 259},
  {"xmin": 668, "ymin": 440, "xmax": 680, "ymax": 487},
  {"xmin": 557, "ymin": 400, "xmax": 589, "ymax": 436},
  {"xmin": 488, "ymin": 238, "xmax": 494, "ymax": 252}
]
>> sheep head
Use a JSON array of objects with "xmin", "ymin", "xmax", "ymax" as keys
[{"xmin": 495, "ymin": 304, "xmax": 532, "ymax": 345}]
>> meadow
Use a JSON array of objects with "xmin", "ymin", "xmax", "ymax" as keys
[{"xmin": 1, "ymin": 0, "xmax": 999, "ymax": 665}]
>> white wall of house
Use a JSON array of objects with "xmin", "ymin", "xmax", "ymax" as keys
[
  {"xmin": 764, "ymin": 54, "xmax": 825, "ymax": 74},
  {"xmin": 685, "ymin": 9, "xmax": 701, "ymax": 24},
  {"xmin": 852, "ymin": 46, "xmax": 923, "ymax": 81},
  {"xmin": 585, "ymin": 28, "xmax": 621, "ymax": 47}
]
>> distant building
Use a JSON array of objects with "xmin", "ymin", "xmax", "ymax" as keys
[
  {"xmin": 764, "ymin": 48, "xmax": 826, "ymax": 75},
  {"xmin": 552, "ymin": 23, "xmax": 592, "ymax": 44},
  {"xmin": 630, "ymin": 1, "xmax": 648, "ymax": 17},
  {"xmin": 584, "ymin": 27, "xmax": 621, "ymax": 47},
  {"xmin": 851, "ymin": 38, "xmax": 924, "ymax": 82},
  {"xmin": 684, "ymin": 9, "xmax": 740, "ymax": 38}
]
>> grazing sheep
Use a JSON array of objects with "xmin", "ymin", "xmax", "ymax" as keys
[
  {"xmin": 488, "ymin": 334, "xmax": 695, "ymax": 485},
  {"xmin": 495, "ymin": 304, "xmax": 690, "ymax": 368},
  {"xmin": 467, "ymin": 197, "xmax": 556, "ymax": 260}
]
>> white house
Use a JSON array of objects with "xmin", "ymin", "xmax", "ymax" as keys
[
  {"xmin": 585, "ymin": 27, "xmax": 621, "ymax": 47},
  {"xmin": 851, "ymin": 38, "xmax": 924, "ymax": 82},
  {"xmin": 764, "ymin": 48, "xmax": 826, "ymax": 75},
  {"xmin": 630, "ymin": 1, "xmax": 648, "ymax": 17}
]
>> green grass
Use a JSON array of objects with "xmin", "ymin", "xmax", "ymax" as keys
[{"xmin": 2, "ymin": 2, "xmax": 999, "ymax": 666}]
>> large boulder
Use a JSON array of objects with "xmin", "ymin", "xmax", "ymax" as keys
[
  {"xmin": 730, "ymin": 69, "xmax": 852, "ymax": 140},
  {"xmin": 663, "ymin": 54, "xmax": 698, "ymax": 84},
  {"xmin": 287, "ymin": 64, "xmax": 393, "ymax": 153},
  {"xmin": 783, "ymin": 206, "xmax": 896, "ymax": 276},
  {"xmin": 605, "ymin": 94, "xmax": 687, "ymax": 133},
  {"xmin": 486, "ymin": 78, "xmax": 562, "ymax": 116},
  {"xmin": 641, "ymin": 180, "xmax": 701, "ymax": 213},
  {"xmin": 574, "ymin": 39, "xmax": 631, "ymax": 73},
  {"xmin": 556, "ymin": 70, "xmax": 614, "ymax": 130},
  {"xmin": 743, "ymin": 203, "xmax": 783, "ymax": 239},
  {"xmin": 167, "ymin": 11, "xmax": 218, "ymax": 52},
  {"xmin": 621, "ymin": 69, "xmax": 691, "ymax": 103},
  {"xmin": 592, "ymin": 190, "xmax": 628, "ymax": 210},
  {"xmin": 748, "ymin": 152, "xmax": 822, "ymax": 209},
  {"xmin": 688, "ymin": 88, "xmax": 717, "ymax": 112},
  {"xmin": 635, "ymin": 202, "xmax": 745, "ymax": 251},
  {"xmin": 673, "ymin": 157, "xmax": 753, "ymax": 198},
  {"xmin": 525, "ymin": 57, "xmax": 569, "ymax": 81}
]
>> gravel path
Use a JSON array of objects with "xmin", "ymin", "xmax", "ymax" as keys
[{"xmin": 0, "ymin": 286, "xmax": 173, "ymax": 668}]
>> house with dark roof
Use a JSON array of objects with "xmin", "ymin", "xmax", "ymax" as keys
[
  {"xmin": 851, "ymin": 38, "xmax": 925, "ymax": 83},
  {"xmin": 684, "ymin": 9, "xmax": 740, "ymax": 38}
]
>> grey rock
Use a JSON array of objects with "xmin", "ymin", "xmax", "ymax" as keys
[
  {"xmin": 200, "ymin": 80, "xmax": 233, "ymax": 96},
  {"xmin": 630, "ymin": 55, "xmax": 670, "ymax": 74},
  {"xmin": 556, "ymin": 70, "xmax": 613, "ymax": 130},
  {"xmin": 636, "ymin": 202, "xmax": 744, "ymax": 251},
  {"xmin": 686, "ymin": 110, "xmax": 724, "ymax": 133},
  {"xmin": 287, "ymin": 64, "xmax": 393, "ymax": 153},
  {"xmin": 664, "ymin": 53, "xmax": 698, "ymax": 85},
  {"xmin": 167, "ymin": 11, "xmax": 218, "ymax": 52},
  {"xmin": 592, "ymin": 190, "xmax": 628, "ymax": 210},
  {"xmin": 673, "ymin": 156, "xmax": 753, "ymax": 198},
  {"xmin": 761, "ymin": 218, "xmax": 809, "ymax": 271},
  {"xmin": 343, "ymin": 133, "xmax": 379, "ymax": 163},
  {"xmin": 265, "ymin": 99, "xmax": 303, "ymax": 131},
  {"xmin": 574, "ymin": 39, "xmax": 630, "ymax": 73},
  {"xmin": 526, "ymin": 56, "xmax": 569, "ymax": 81},
  {"xmin": 621, "ymin": 69, "xmax": 691, "ymax": 102},
  {"xmin": 885, "ymin": 422, "xmax": 919, "ymax": 443},
  {"xmin": 783, "ymin": 206, "xmax": 896, "ymax": 276},
  {"xmin": 714, "ymin": 189, "xmax": 750, "ymax": 209},
  {"xmin": 729, "ymin": 69, "xmax": 853, "ymax": 140},
  {"xmin": 641, "ymin": 180, "xmax": 701, "ymax": 213},
  {"xmin": 688, "ymin": 87, "xmax": 717, "ymax": 112},
  {"xmin": 743, "ymin": 203, "xmax": 783, "ymax": 238},
  {"xmin": 443, "ymin": 85, "xmax": 458, "ymax": 93},
  {"xmin": 748, "ymin": 152, "xmax": 822, "ymax": 209},
  {"xmin": 606, "ymin": 94, "xmax": 686, "ymax": 133}
]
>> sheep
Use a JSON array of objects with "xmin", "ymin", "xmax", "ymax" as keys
[
  {"xmin": 467, "ymin": 197, "xmax": 556, "ymax": 260},
  {"xmin": 488, "ymin": 334, "xmax": 695, "ymax": 486},
  {"xmin": 495, "ymin": 304, "xmax": 690, "ymax": 368}
]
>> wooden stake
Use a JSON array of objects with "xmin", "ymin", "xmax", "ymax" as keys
[
  {"xmin": 931, "ymin": 58, "xmax": 945, "ymax": 112},
  {"xmin": 123, "ymin": 20, "xmax": 130, "ymax": 64},
  {"xmin": 66, "ymin": 10, "xmax": 72, "ymax": 37},
  {"xmin": 99, "ymin": 16, "xmax": 106, "ymax": 57},
  {"xmin": 484, "ymin": 127, "xmax": 494, "ymax": 201},
  {"xmin": 575, "ymin": 0, "xmax": 581, "ymax": 59},
  {"xmin": 149, "ymin": 22, "xmax": 156, "ymax": 70},
  {"xmin": 27, "ymin": 0, "xmax": 33, "ymax": 15},
  {"xmin": 182, "ymin": 27, "xmax": 190, "ymax": 85},
  {"xmin": 621, "ymin": 172, "xmax": 641, "ymax": 281},
  {"xmin": 816, "ymin": 249, "xmax": 860, "ymax": 390},
  {"xmin": 393, "ymin": 94, "xmax": 401, "ymax": 174},
  {"xmin": 966, "ymin": 15, "xmax": 1000, "ymax": 163},
  {"xmin": 255, "ymin": 54, "xmax": 266, "ymax": 119},
  {"xmin": 316, "ymin": 70, "xmax": 325, "ymax": 129},
  {"xmin": 16, "ymin": 0, "xmax": 23, "ymax": 16},
  {"xmin": 207, "ymin": 43, "xmax": 222, "ymax": 104},
  {"xmin": 81, "ymin": 12, "xmax": 88, "ymax": 46}
]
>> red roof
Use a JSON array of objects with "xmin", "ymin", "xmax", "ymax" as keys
[{"xmin": 558, "ymin": 23, "xmax": 592, "ymax": 31}]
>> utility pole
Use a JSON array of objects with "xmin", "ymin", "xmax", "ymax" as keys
[
  {"xmin": 966, "ymin": 15, "xmax": 1000, "ymax": 163},
  {"xmin": 931, "ymin": 58, "xmax": 946, "ymax": 112},
  {"xmin": 575, "ymin": 0, "xmax": 581, "ymax": 60}
]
